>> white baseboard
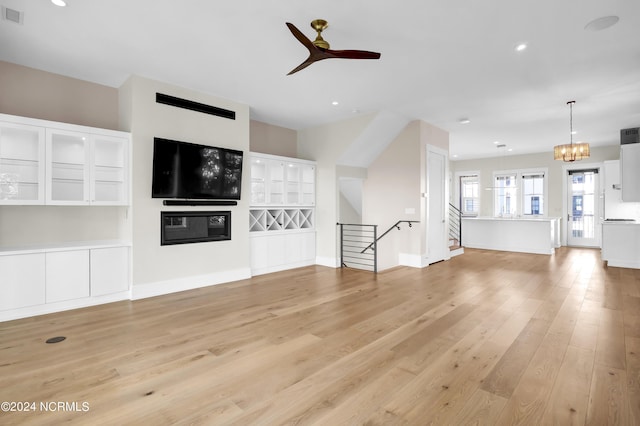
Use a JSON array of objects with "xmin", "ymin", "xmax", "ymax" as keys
[
  {"xmin": 0, "ymin": 291, "xmax": 131, "ymax": 322},
  {"xmin": 131, "ymin": 268, "xmax": 252, "ymax": 300},
  {"xmin": 398, "ymin": 253, "xmax": 425, "ymax": 268},
  {"xmin": 251, "ymin": 260, "xmax": 316, "ymax": 276},
  {"xmin": 316, "ymin": 256, "xmax": 339, "ymax": 268},
  {"xmin": 606, "ymin": 259, "xmax": 640, "ymax": 269}
]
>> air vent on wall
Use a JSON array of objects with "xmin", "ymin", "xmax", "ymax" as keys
[
  {"xmin": 1, "ymin": 6, "xmax": 24, "ymax": 24},
  {"xmin": 156, "ymin": 93, "xmax": 236, "ymax": 120},
  {"xmin": 621, "ymin": 127, "xmax": 639, "ymax": 145}
]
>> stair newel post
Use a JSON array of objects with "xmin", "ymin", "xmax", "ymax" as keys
[
  {"xmin": 339, "ymin": 223, "xmax": 344, "ymax": 268},
  {"xmin": 373, "ymin": 225, "xmax": 378, "ymax": 273}
]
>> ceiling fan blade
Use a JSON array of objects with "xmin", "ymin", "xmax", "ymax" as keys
[
  {"xmin": 287, "ymin": 57, "xmax": 317, "ymax": 75},
  {"xmin": 286, "ymin": 22, "xmax": 316, "ymax": 53},
  {"xmin": 327, "ymin": 49, "xmax": 381, "ymax": 60}
]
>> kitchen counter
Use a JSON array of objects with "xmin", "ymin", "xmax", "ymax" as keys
[
  {"xmin": 462, "ymin": 217, "xmax": 561, "ymax": 255},
  {"xmin": 602, "ymin": 221, "xmax": 640, "ymax": 268}
]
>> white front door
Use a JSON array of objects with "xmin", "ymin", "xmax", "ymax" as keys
[
  {"xmin": 427, "ymin": 147, "xmax": 447, "ymax": 263},
  {"xmin": 567, "ymin": 169, "xmax": 600, "ymax": 247}
]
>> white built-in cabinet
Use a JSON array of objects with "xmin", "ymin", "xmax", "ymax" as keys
[
  {"xmin": 249, "ymin": 152, "xmax": 316, "ymax": 275},
  {"xmin": 0, "ymin": 243, "xmax": 131, "ymax": 321},
  {"xmin": 0, "ymin": 113, "xmax": 131, "ymax": 322},
  {"xmin": 621, "ymin": 143, "xmax": 640, "ymax": 202},
  {"xmin": 0, "ymin": 113, "xmax": 129, "ymax": 206}
]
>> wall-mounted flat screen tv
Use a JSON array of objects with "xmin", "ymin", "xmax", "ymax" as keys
[{"xmin": 151, "ymin": 137, "xmax": 243, "ymax": 200}]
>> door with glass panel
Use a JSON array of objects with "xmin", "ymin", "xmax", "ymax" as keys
[{"xmin": 567, "ymin": 169, "xmax": 599, "ymax": 247}]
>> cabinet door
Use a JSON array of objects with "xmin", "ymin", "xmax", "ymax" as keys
[
  {"xmin": 250, "ymin": 157, "xmax": 267, "ymax": 205},
  {"xmin": 622, "ymin": 144, "xmax": 640, "ymax": 202},
  {"xmin": 301, "ymin": 164, "xmax": 315, "ymax": 206},
  {"xmin": 268, "ymin": 160, "xmax": 285, "ymax": 205},
  {"xmin": 46, "ymin": 129, "xmax": 91, "ymax": 204},
  {"xmin": 285, "ymin": 162, "xmax": 301, "ymax": 205},
  {"xmin": 91, "ymin": 135, "xmax": 128, "ymax": 205},
  {"xmin": 0, "ymin": 122, "xmax": 45, "ymax": 204},
  {"xmin": 0, "ymin": 253, "xmax": 46, "ymax": 310},
  {"xmin": 90, "ymin": 247, "xmax": 129, "ymax": 296},
  {"xmin": 46, "ymin": 250, "xmax": 90, "ymax": 303}
]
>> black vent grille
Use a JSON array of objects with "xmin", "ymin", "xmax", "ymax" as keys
[{"xmin": 621, "ymin": 127, "xmax": 639, "ymax": 145}]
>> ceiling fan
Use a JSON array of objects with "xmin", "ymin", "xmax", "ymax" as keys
[{"xmin": 285, "ymin": 19, "xmax": 381, "ymax": 75}]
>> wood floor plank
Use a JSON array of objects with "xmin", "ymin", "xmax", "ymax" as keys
[
  {"xmin": 626, "ymin": 336, "xmax": 640, "ymax": 425},
  {"xmin": 539, "ymin": 345, "xmax": 595, "ymax": 425},
  {"xmin": 451, "ymin": 388, "xmax": 508, "ymax": 426},
  {"xmin": 586, "ymin": 364, "xmax": 629, "ymax": 426}
]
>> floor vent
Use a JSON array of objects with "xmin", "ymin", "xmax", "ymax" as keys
[{"xmin": 1, "ymin": 6, "xmax": 23, "ymax": 24}]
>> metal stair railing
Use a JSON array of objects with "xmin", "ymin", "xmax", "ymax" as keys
[
  {"xmin": 361, "ymin": 220, "xmax": 419, "ymax": 254},
  {"xmin": 449, "ymin": 203, "xmax": 461, "ymax": 246},
  {"xmin": 338, "ymin": 223, "xmax": 378, "ymax": 272}
]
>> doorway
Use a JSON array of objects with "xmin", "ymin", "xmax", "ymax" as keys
[
  {"xmin": 427, "ymin": 146, "xmax": 448, "ymax": 263},
  {"xmin": 566, "ymin": 169, "xmax": 600, "ymax": 247}
]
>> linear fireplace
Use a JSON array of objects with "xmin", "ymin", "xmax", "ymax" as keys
[{"xmin": 161, "ymin": 211, "xmax": 231, "ymax": 245}]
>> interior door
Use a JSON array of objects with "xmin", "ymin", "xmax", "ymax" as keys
[
  {"xmin": 567, "ymin": 170, "xmax": 600, "ymax": 247},
  {"xmin": 427, "ymin": 148, "xmax": 447, "ymax": 263}
]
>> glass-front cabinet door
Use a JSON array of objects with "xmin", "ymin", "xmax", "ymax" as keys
[
  {"xmin": 250, "ymin": 157, "xmax": 267, "ymax": 205},
  {"xmin": 46, "ymin": 129, "xmax": 90, "ymax": 205},
  {"xmin": 285, "ymin": 162, "xmax": 301, "ymax": 204},
  {"xmin": 301, "ymin": 164, "xmax": 315, "ymax": 206},
  {"xmin": 91, "ymin": 135, "xmax": 128, "ymax": 205},
  {"xmin": 0, "ymin": 122, "xmax": 45, "ymax": 204},
  {"xmin": 268, "ymin": 160, "xmax": 284, "ymax": 204}
]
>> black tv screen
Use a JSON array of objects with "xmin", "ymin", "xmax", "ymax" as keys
[{"xmin": 151, "ymin": 138, "xmax": 243, "ymax": 200}]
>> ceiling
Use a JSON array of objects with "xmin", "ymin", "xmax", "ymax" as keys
[{"xmin": 1, "ymin": 0, "xmax": 639, "ymax": 160}]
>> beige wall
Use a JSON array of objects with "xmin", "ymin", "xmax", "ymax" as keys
[
  {"xmin": 362, "ymin": 121, "xmax": 422, "ymax": 270},
  {"xmin": 250, "ymin": 120, "xmax": 297, "ymax": 157},
  {"xmin": 298, "ymin": 113, "xmax": 376, "ymax": 266},
  {"xmin": 0, "ymin": 61, "xmax": 120, "ymax": 130},
  {"xmin": 0, "ymin": 62, "xmax": 128, "ymax": 246},
  {"xmin": 119, "ymin": 76, "xmax": 251, "ymax": 288}
]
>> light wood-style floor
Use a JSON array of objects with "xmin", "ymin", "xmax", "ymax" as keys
[{"xmin": 1, "ymin": 247, "xmax": 639, "ymax": 425}]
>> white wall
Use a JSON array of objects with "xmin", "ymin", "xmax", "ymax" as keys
[
  {"xmin": 119, "ymin": 76, "xmax": 251, "ymax": 296},
  {"xmin": 450, "ymin": 145, "xmax": 620, "ymax": 218},
  {"xmin": 450, "ymin": 145, "xmax": 620, "ymax": 243},
  {"xmin": 297, "ymin": 113, "xmax": 376, "ymax": 267}
]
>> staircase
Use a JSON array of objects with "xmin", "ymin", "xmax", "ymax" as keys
[{"xmin": 449, "ymin": 204, "xmax": 464, "ymax": 257}]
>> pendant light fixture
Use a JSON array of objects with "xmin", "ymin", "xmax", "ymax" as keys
[{"xmin": 554, "ymin": 101, "xmax": 590, "ymax": 162}]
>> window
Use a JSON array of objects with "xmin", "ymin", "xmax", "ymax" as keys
[
  {"xmin": 522, "ymin": 173, "xmax": 545, "ymax": 215},
  {"xmin": 493, "ymin": 169, "xmax": 547, "ymax": 217},
  {"xmin": 460, "ymin": 175, "xmax": 479, "ymax": 215},
  {"xmin": 494, "ymin": 174, "xmax": 517, "ymax": 216}
]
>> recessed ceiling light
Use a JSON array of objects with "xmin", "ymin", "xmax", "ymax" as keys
[
  {"xmin": 331, "ymin": 101, "xmax": 339, "ymax": 106},
  {"xmin": 51, "ymin": 0, "xmax": 67, "ymax": 6},
  {"xmin": 452, "ymin": 154, "xmax": 459, "ymax": 158},
  {"xmin": 493, "ymin": 141, "xmax": 500, "ymax": 145},
  {"xmin": 508, "ymin": 148, "xmax": 513, "ymax": 152},
  {"xmin": 571, "ymin": 130, "xmax": 577, "ymax": 135},
  {"xmin": 585, "ymin": 16, "xmax": 619, "ymax": 31},
  {"xmin": 515, "ymin": 43, "xmax": 527, "ymax": 52},
  {"xmin": 459, "ymin": 118, "xmax": 470, "ymax": 124}
]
